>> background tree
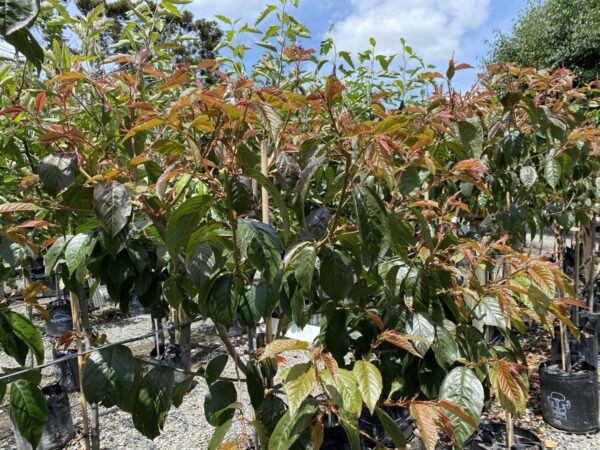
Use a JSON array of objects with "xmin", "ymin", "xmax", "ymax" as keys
[{"xmin": 487, "ymin": 0, "xmax": 600, "ymax": 83}]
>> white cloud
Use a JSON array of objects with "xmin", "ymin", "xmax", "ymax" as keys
[
  {"xmin": 329, "ymin": 0, "xmax": 491, "ymax": 63},
  {"xmin": 189, "ymin": 0, "xmax": 267, "ymax": 23}
]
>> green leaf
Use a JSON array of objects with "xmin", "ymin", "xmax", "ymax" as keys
[
  {"xmin": 544, "ymin": 158, "xmax": 561, "ymax": 189},
  {"xmin": 293, "ymin": 156, "xmax": 325, "ymax": 231},
  {"xmin": 93, "ymin": 183, "xmax": 132, "ymax": 237},
  {"xmin": 0, "ymin": 381, "xmax": 5, "ymax": 403},
  {"xmin": 132, "ymin": 366, "xmax": 174, "ymax": 439},
  {"xmin": 171, "ymin": 375, "xmax": 194, "ymax": 408},
  {"xmin": 5, "ymin": 28, "xmax": 43, "ymax": 71},
  {"xmin": 352, "ymin": 360, "xmax": 382, "ymax": 415},
  {"xmin": 38, "ymin": 152, "xmax": 77, "ymax": 196},
  {"xmin": 319, "ymin": 246, "xmax": 353, "ymax": 300},
  {"xmin": 433, "ymin": 324, "xmax": 459, "ymax": 368},
  {"xmin": 45, "ymin": 236, "xmax": 71, "ymax": 276},
  {"xmin": 245, "ymin": 168, "xmax": 291, "ymax": 243},
  {"xmin": 519, "ymin": 166, "xmax": 537, "ymax": 188},
  {"xmin": 0, "ymin": 0, "xmax": 38, "ymax": 35},
  {"xmin": 5, "ymin": 310, "xmax": 44, "ymax": 364},
  {"xmin": 207, "ymin": 419, "xmax": 233, "ymax": 450},
  {"xmin": 282, "ymin": 363, "xmax": 316, "ymax": 415},
  {"xmin": 208, "ymin": 273, "xmax": 239, "ymax": 328},
  {"xmin": 320, "ymin": 368, "xmax": 362, "ymax": 416},
  {"xmin": 340, "ymin": 412, "xmax": 361, "ymax": 450},
  {"xmin": 228, "ymin": 175, "xmax": 253, "ymax": 215},
  {"xmin": 353, "ymin": 184, "xmax": 391, "ymax": 267},
  {"xmin": 82, "ymin": 344, "xmax": 135, "ymax": 409},
  {"xmin": 64, "ymin": 231, "xmax": 96, "ymax": 278},
  {"xmin": 167, "ymin": 195, "xmax": 213, "ymax": 259},
  {"xmin": 0, "ymin": 311, "xmax": 28, "ymax": 365},
  {"xmin": 9, "ymin": 380, "xmax": 48, "ymax": 449},
  {"xmin": 406, "ymin": 312, "xmax": 435, "ymax": 356},
  {"xmin": 238, "ymin": 219, "xmax": 282, "ymax": 283},
  {"xmin": 268, "ymin": 398, "xmax": 318, "ymax": 450},
  {"xmin": 375, "ymin": 407, "xmax": 407, "ymax": 448},
  {"xmin": 475, "ymin": 295, "xmax": 507, "ymax": 329},
  {"xmin": 457, "ymin": 119, "xmax": 483, "ymax": 158},
  {"xmin": 205, "ymin": 353, "xmax": 228, "ymax": 386},
  {"xmin": 204, "ymin": 380, "xmax": 236, "ymax": 426},
  {"xmin": 245, "ymin": 361, "xmax": 265, "ymax": 410},
  {"xmin": 399, "ymin": 165, "xmax": 421, "ymax": 196},
  {"xmin": 439, "ymin": 367, "xmax": 484, "ymax": 445},
  {"xmin": 186, "ymin": 242, "xmax": 217, "ymax": 291}
]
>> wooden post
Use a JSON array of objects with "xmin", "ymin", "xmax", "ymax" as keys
[
  {"xmin": 574, "ymin": 225, "xmax": 581, "ymax": 327},
  {"xmin": 588, "ymin": 216, "xmax": 596, "ymax": 312},
  {"xmin": 261, "ymin": 140, "xmax": 273, "ymax": 345},
  {"xmin": 70, "ymin": 290, "xmax": 91, "ymax": 450}
]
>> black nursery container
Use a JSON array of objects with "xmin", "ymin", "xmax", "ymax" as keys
[
  {"xmin": 539, "ymin": 360, "xmax": 599, "ymax": 433},
  {"xmin": 45, "ymin": 301, "xmax": 73, "ymax": 337},
  {"xmin": 11, "ymin": 383, "xmax": 75, "ymax": 450},
  {"xmin": 551, "ymin": 324, "xmax": 598, "ymax": 367},
  {"xmin": 52, "ymin": 348, "xmax": 79, "ymax": 392},
  {"xmin": 579, "ymin": 311, "xmax": 600, "ymax": 350},
  {"xmin": 463, "ymin": 423, "xmax": 543, "ymax": 450},
  {"xmin": 321, "ymin": 424, "xmax": 351, "ymax": 450}
]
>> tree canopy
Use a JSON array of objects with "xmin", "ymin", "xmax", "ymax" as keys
[{"xmin": 488, "ymin": 0, "xmax": 600, "ymax": 83}]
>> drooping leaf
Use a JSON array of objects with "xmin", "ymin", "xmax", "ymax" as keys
[
  {"xmin": 268, "ymin": 398, "xmax": 318, "ymax": 450},
  {"xmin": 375, "ymin": 407, "xmax": 406, "ymax": 449},
  {"xmin": 132, "ymin": 366, "xmax": 174, "ymax": 439},
  {"xmin": 93, "ymin": 183, "xmax": 132, "ymax": 237},
  {"xmin": 238, "ymin": 219, "xmax": 282, "ymax": 283},
  {"xmin": 5, "ymin": 310, "xmax": 44, "ymax": 364},
  {"xmin": 207, "ymin": 273, "xmax": 239, "ymax": 328},
  {"xmin": 410, "ymin": 403, "xmax": 438, "ymax": 450},
  {"xmin": 352, "ymin": 360, "xmax": 382, "ymax": 415},
  {"xmin": 205, "ymin": 353, "xmax": 228, "ymax": 386},
  {"xmin": 457, "ymin": 119, "xmax": 483, "ymax": 158},
  {"xmin": 293, "ymin": 156, "xmax": 325, "ymax": 230},
  {"xmin": 64, "ymin": 231, "xmax": 96, "ymax": 279},
  {"xmin": 519, "ymin": 166, "xmax": 537, "ymax": 188},
  {"xmin": 352, "ymin": 184, "xmax": 391, "ymax": 267},
  {"xmin": 204, "ymin": 380, "xmax": 236, "ymax": 426},
  {"xmin": 544, "ymin": 158, "xmax": 561, "ymax": 189},
  {"xmin": 245, "ymin": 361, "xmax": 265, "ymax": 410},
  {"xmin": 9, "ymin": 380, "xmax": 47, "ymax": 449},
  {"xmin": 82, "ymin": 344, "xmax": 135, "ymax": 409},
  {"xmin": 319, "ymin": 246, "xmax": 353, "ymax": 300},
  {"xmin": 166, "ymin": 195, "xmax": 213, "ymax": 259},
  {"xmin": 207, "ymin": 419, "xmax": 233, "ymax": 450},
  {"xmin": 0, "ymin": 0, "xmax": 38, "ymax": 35},
  {"xmin": 405, "ymin": 312, "xmax": 435, "ymax": 356},
  {"xmin": 320, "ymin": 368, "xmax": 361, "ymax": 416},
  {"xmin": 475, "ymin": 295, "xmax": 507, "ymax": 329},
  {"xmin": 282, "ymin": 363, "xmax": 316, "ymax": 415},
  {"xmin": 260, "ymin": 338, "xmax": 308, "ymax": 360},
  {"xmin": 439, "ymin": 367, "xmax": 484, "ymax": 445},
  {"xmin": 4, "ymin": 28, "xmax": 43, "ymax": 70},
  {"xmin": 38, "ymin": 152, "xmax": 77, "ymax": 196}
]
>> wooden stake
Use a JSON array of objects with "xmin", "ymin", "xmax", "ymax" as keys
[
  {"xmin": 574, "ymin": 225, "xmax": 581, "ymax": 327},
  {"xmin": 261, "ymin": 140, "xmax": 273, "ymax": 345},
  {"xmin": 70, "ymin": 290, "xmax": 91, "ymax": 450},
  {"xmin": 588, "ymin": 216, "xmax": 596, "ymax": 312}
]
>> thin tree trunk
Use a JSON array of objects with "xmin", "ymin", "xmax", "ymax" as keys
[
  {"xmin": 574, "ymin": 225, "xmax": 581, "ymax": 327},
  {"xmin": 588, "ymin": 216, "xmax": 596, "ymax": 312}
]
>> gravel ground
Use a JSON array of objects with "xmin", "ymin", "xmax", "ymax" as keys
[{"xmin": 1, "ymin": 291, "xmax": 600, "ymax": 449}]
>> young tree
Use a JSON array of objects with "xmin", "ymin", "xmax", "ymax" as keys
[{"xmin": 487, "ymin": 0, "xmax": 600, "ymax": 83}]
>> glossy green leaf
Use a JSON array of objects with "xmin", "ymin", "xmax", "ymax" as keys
[
  {"xmin": 353, "ymin": 184, "xmax": 391, "ymax": 267},
  {"xmin": 544, "ymin": 158, "xmax": 561, "ymax": 189},
  {"xmin": 9, "ymin": 380, "xmax": 47, "ymax": 449},
  {"xmin": 406, "ymin": 312, "xmax": 435, "ymax": 356},
  {"xmin": 375, "ymin": 407, "xmax": 407, "ymax": 448},
  {"xmin": 0, "ymin": 0, "xmax": 38, "ymax": 35},
  {"xmin": 5, "ymin": 310, "xmax": 44, "ymax": 364},
  {"xmin": 93, "ymin": 183, "xmax": 132, "ymax": 237},
  {"xmin": 64, "ymin": 231, "xmax": 96, "ymax": 277},
  {"xmin": 38, "ymin": 152, "xmax": 77, "ymax": 196},
  {"xmin": 204, "ymin": 380, "xmax": 236, "ymax": 426},
  {"xmin": 519, "ymin": 166, "xmax": 537, "ymax": 188},
  {"xmin": 205, "ymin": 353, "xmax": 228, "ymax": 386},
  {"xmin": 282, "ymin": 363, "xmax": 316, "ymax": 415},
  {"xmin": 352, "ymin": 360, "xmax": 382, "ymax": 415},
  {"xmin": 132, "ymin": 366, "xmax": 174, "ymax": 439},
  {"xmin": 319, "ymin": 246, "xmax": 353, "ymax": 300},
  {"xmin": 268, "ymin": 398, "xmax": 318, "ymax": 450},
  {"xmin": 238, "ymin": 219, "xmax": 282, "ymax": 283},
  {"xmin": 207, "ymin": 418, "xmax": 233, "ymax": 450},
  {"xmin": 166, "ymin": 195, "xmax": 213, "ymax": 259},
  {"xmin": 207, "ymin": 273, "xmax": 239, "ymax": 328}
]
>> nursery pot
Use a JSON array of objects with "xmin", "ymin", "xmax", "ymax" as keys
[
  {"xmin": 52, "ymin": 348, "xmax": 79, "ymax": 392},
  {"xmin": 358, "ymin": 405, "xmax": 414, "ymax": 449},
  {"xmin": 149, "ymin": 344, "xmax": 190, "ymax": 387},
  {"xmin": 551, "ymin": 324, "xmax": 598, "ymax": 368},
  {"xmin": 462, "ymin": 423, "xmax": 543, "ymax": 450},
  {"xmin": 579, "ymin": 311, "xmax": 600, "ymax": 350},
  {"xmin": 130, "ymin": 295, "xmax": 147, "ymax": 316},
  {"xmin": 45, "ymin": 301, "xmax": 73, "ymax": 337},
  {"xmin": 539, "ymin": 360, "xmax": 599, "ymax": 432},
  {"xmin": 11, "ymin": 383, "xmax": 75, "ymax": 450}
]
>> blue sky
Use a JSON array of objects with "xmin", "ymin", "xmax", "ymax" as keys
[{"xmin": 187, "ymin": 0, "xmax": 527, "ymax": 91}]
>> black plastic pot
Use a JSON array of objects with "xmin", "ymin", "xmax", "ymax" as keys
[
  {"xmin": 11, "ymin": 383, "xmax": 75, "ymax": 450},
  {"xmin": 551, "ymin": 325, "xmax": 598, "ymax": 368},
  {"xmin": 579, "ymin": 311, "xmax": 600, "ymax": 350},
  {"xmin": 52, "ymin": 348, "xmax": 79, "ymax": 392},
  {"xmin": 539, "ymin": 360, "xmax": 599, "ymax": 433},
  {"xmin": 149, "ymin": 344, "xmax": 191, "ymax": 387},
  {"xmin": 463, "ymin": 423, "xmax": 543, "ymax": 450},
  {"xmin": 45, "ymin": 301, "xmax": 73, "ymax": 337},
  {"xmin": 358, "ymin": 405, "xmax": 414, "ymax": 449}
]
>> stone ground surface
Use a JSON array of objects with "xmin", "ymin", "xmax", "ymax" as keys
[{"xmin": 2, "ymin": 245, "xmax": 600, "ymax": 450}]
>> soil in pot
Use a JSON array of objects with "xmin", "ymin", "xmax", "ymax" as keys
[
  {"xmin": 539, "ymin": 360, "xmax": 599, "ymax": 433},
  {"xmin": 11, "ymin": 383, "xmax": 75, "ymax": 450},
  {"xmin": 45, "ymin": 301, "xmax": 73, "ymax": 337},
  {"xmin": 358, "ymin": 405, "xmax": 414, "ymax": 449},
  {"xmin": 463, "ymin": 423, "xmax": 543, "ymax": 450},
  {"xmin": 52, "ymin": 348, "xmax": 79, "ymax": 392}
]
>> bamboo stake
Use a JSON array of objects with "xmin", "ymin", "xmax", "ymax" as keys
[
  {"xmin": 574, "ymin": 225, "xmax": 581, "ymax": 327},
  {"xmin": 588, "ymin": 216, "xmax": 596, "ymax": 312},
  {"xmin": 261, "ymin": 140, "xmax": 273, "ymax": 345},
  {"xmin": 504, "ymin": 192, "xmax": 514, "ymax": 450},
  {"xmin": 70, "ymin": 290, "xmax": 91, "ymax": 450}
]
